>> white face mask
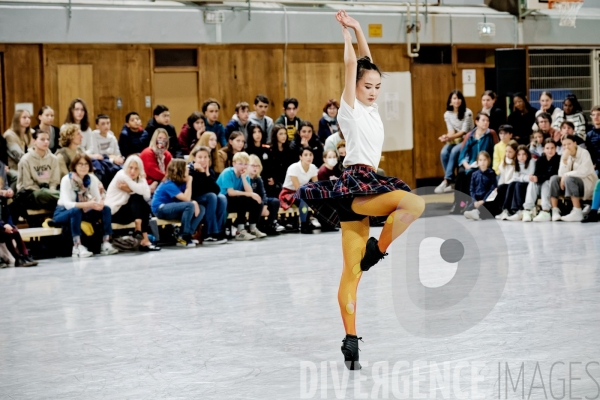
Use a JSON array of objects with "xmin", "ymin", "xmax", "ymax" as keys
[
  {"xmin": 505, "ymin": 157, "xmax": 513, "ymax": 164},
  {"xmin": 326, "ymin": 158, "xmax": 338, "ymax": 167}
]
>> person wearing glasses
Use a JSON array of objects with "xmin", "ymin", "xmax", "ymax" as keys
[{"xmin": 53, "ymin": 153, "xmax": 118, "ymax": 258}]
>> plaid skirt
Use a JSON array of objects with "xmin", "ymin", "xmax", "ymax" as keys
[{"xmin": 293, "ymin": 164, "xmax": 411, "ymax": 228}]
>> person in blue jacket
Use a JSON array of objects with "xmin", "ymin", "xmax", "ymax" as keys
[
  {"xmin": 450, "ymin": 112, "xmax": 498, "ymax": 214},
  {"xmin": 463, "ymin": 151, "xmax": 497, "ymax": 220}
]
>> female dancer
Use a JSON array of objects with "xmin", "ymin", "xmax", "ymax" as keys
[{"xmin": 295, "ymin": 11, "xmax": 425, "ymax": 370}]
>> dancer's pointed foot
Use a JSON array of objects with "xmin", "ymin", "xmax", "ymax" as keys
[
  {"xmin": 360, "ymin": 237, "xmax": 388, "ymax": 271},
  {"xmin": 341, "ymin": 334, "xmax": 362, "ymax": 370}
]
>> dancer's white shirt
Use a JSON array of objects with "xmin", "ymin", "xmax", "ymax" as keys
[{"xmin": 338, "ymin": 95, "xmax": 384, "ymax": 170}]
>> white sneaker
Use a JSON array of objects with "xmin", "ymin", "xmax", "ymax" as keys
[
  {"xmin": 495, "ymin": 210, "xmax": 509, "ymax": 220},
  {"xmin": 464, "ymin": 209, "xmax": 480, "ymax": 220},
  {"xmin": 434, "ymin": 180, "xmax": 448, "ymax": 194},
  {"xmin": 583, "ymin": 205, "xmax": 591, "ymax": 216},
  {"xmin": 506, "ymin": 210, "xmax": 523, "ymax": 221},
  {"xmin": 533, "ymin": 210, "xmax": 551, "ymax": 222},
  {"xmin": 250, "ymin": 228, "xmax": 267, "ymax": 239},
  {"xmin": 203, "ymin": 237, "xmax": 227, "ymax": 245},
  {"xmin": 235, "ymin": 230, "xmax": 256, "ymax": 241},
  {"xmin": 561, "ymin": 208, "xmax": 584, "ymax": 222},
  {"xmin": 530, "ymin": 207, "xmax": 537, "ymax": 219},
  {"xmin": 310, "ymin": 218, "xmax": 321, "ymax": 229},
  {"xmin": 522, "ymin": 210, "xmax": 532, "ymax": 222},
  {"xmin": 72, "ymin": 244, "xmax": 93, "ymax": 258},
  {"xmin": 551, "ymin": 208, "xmax": 562, "ymax": 222},
  {"xmin": 443, "ymin": 184, "xmax": 454, "ymax": 193},
  {"xmin": 101, "ymin": 242, "xmax": 119, "ymax": 255}
]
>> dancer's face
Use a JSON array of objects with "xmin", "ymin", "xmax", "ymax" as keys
[{"xmin": 356, "ymin": 70, "xmax": 381, "ymax": 106}]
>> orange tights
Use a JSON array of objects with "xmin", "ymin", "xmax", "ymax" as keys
[{"xmin": 338, "ymin": 191, "xmax": 425, "ymax": 335}]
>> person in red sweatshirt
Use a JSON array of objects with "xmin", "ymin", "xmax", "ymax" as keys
[{"xmin": 140, "ymin": 128, "xmax": 172, "ymax": 193}]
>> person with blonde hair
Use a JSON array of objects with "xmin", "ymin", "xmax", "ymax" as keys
[
  {"xmin": 3, "ymin": 109, "xmax": 34, "ymax": 170},
  {"xmin": 216, "ymin": 152, "xmax": 263, "ymax": 240},
  {"xmin": 247, "ymin": 154, "xmax": 283, "ymax": 236},
  {"xmin": 197, "ymin": 131, "xmax": 225, "ymax": 173},
  {"xmin": 151, "ymin": 159, "xmax": 203, "ymax": 247},
  {"xmin": 56, "ymin": 124, "xmax": 84, "ymax": 178},
  {"xmin": 105, "ymin": 155, "xmax": 160, "ymax": 251},
  {"xmin": 140, "ymin": 128, "xmax": 172, "ymax": 193}
]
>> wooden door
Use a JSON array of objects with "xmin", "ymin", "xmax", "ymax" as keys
[
  {"xmin": 287, "ymin": 62, "xmax": 344, "ymax": 126},
  {"xmin": 412, "ymin": 64, "xmax": 455, "ymax": 179},
  {"xmin": 0, "ymin": 53, "xmax": 4, "ymax": 131},
  {"xmin": 154, "ymin": 71, "xmax": 199, "ymax": 135},
  {"xmin": 57, "ymin": 64, "xmax": 94, "ymax": 124}
]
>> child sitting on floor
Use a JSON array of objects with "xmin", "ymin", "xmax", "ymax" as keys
[
  {"xmin": 463, "ymin": 151, "xmax": 497, "ymax": 221},
  {"xmin": 524, "ymin": 138, "xmax": 560, "ymax": 222}
]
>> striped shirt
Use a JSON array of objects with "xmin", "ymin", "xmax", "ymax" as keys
[{"xmin": 551, "ymin": 111, "xmax": 587, "ymax": 140}]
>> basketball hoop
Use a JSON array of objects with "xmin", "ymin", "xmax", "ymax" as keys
[{"xmin": 549, "ymin": 0, "xmax": 584, "ymax": 27}]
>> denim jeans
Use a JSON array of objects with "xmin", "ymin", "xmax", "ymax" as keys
[
  {"xmin": 53, "ymin": 205, "xmax": 113, "ymax": 239},
  {"xmin": 440, "ymin": 143, "xmax": 463, "ymax": 181},
  {"xmin": 155, "ymin": 201, "xmax": 204, "ymax": 236},
  {"xmin": 195, "ymin": 192, "xmax": 227, "ymax": 235}
]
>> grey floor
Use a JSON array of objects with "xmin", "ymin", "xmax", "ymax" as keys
[{"xmin": 1, "ymin": 216, "xmax": 599, "ymax": 399}]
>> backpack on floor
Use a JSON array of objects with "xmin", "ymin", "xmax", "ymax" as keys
[{"xmin": 112, "ymin": 236, "xmax": 140, "ymax": 252}]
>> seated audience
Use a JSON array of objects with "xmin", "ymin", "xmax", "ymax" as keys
[
  {"xmin": 275, "ymin": 98, "xmax": 302, "ymax": 141},
  {"xmin": 216, "ymin": 152, "xmax": 263, "ymax": 241},
  {"xmin": 552, "ymin": 94, "xmax": 587, "ymax": 140},
  {"xmin": 202, "ymin": 98, "xmax": 227, "ymax": 147},
  {"xmin": 248, "ymin": 154, "xmax": 281, "ymax": 236},
  {"xmin": 89, "ymin": 114, "xmax": 123, "ymax": 165},
  {"xmin": 105, "ymin": 155, "xmax": 160, "ymax": 252},
  {"xmin": 549, "ymin": 135, "xmax": 598, "ymax": 222},
  {"xmin": 289, "ymin": 121, "xmax": 324, "ymax": 168},
  {"xmin": 197, "ymin": 131, "xmax": 225, "ymax": 174},
  {"xmin": 178, "ymin": 111, "xmax": 205, "ymax": 155},
  {"xmin": 318, "ymin": 149, "xmax": 342, "ymax": 181},
  {"xmin": 524, "ymin": 139, "xmax": 560, "ymax": 222},
  {"xmin": 53, "ymin": 153, "xmax": 118, "ymax": 258},
  {"xmin": 249, "ymin": 95, "xmax": 274, "ymax": 142},
  {"xmin": 151, "ymin": 159, "xmax": 204, "ymax": 248},
  {"xmin": 33, "ymin": 106, "xmax": 60, "ymax": 153},
  {"xmin": 56, "ymin": 124, "xmax": 84, "ymax": 179},
  {"xmin": 62, "ymin": 98, "xmax": 94, "ymax": 153},
  {"xmin": 337, "ymin": 140, "xmax": 346, "ymax": 164},
  {"xmin": 585, "ymin": 105, "xmax": 600, "ymax": 174},
  {"xmin": 246, "ymin": 124, "xmax": 270, "ymax": 166},
  {"xmin": 556, "ymin": 121, "xmax": 577, "ymax": 155},
  {"xmin": 4, "ymin": 109, "xmax": 34, "ymax": 171},
  {"xmin": 480, "ymin": 91, "xmax": 506, "ymax": 134},
  {"xmin": 463, "ymin": 151, "xmax": 497, "ymax": 221},
  {"xmin": 492, "ymin": 125, "xmax": 514, "ymax": 175},
  {"xmin": 324, "ymin": 130, "xmax": 344, "ymax": 154},
  {"xmin": 507, "ymin": 93, "xmax": 538, "ymax": 145},
  {"xmin": 436, "ymin": 90, "xmax": 474, "ymax": 193},
  {"xmin": 218, "ymin": 131, "xmax": 246, "ymax": 170},
  {"xmin": 119, "ymin": 111, "xmax": 150, "ymax": 158},
  {"xmin": 529, "ymin": 131, "xmax": 545, "ymax": 159},
  {"xmin": 140, "ymin": 128, "xmax": 172, "ymax": 193},
  {"xmin": 0, "ymin": 176, "xmax": 37, "ymax": 267},
  {"xmin": 491, "ymin": 140, "xmax": 519, "ymax": 218},
  {"xmin": 188, "ymin": 146, "xmax": 227, "ymax": 244},
  {"xmin": 318, "ymin": 99, "xmax": 340, "ymax": 144},
  {"xmin": 13, "ymin": 130, "xmax": 60, "ymax": 221},
  {"xmin": 502, "ymin": 145, "xmax": 536, "ymax": 221},
  {"xmin": 266, "ymin": 124, "xmax": 295, "ymax": 198},
  {"xmin": 451, "ymin": 112, "xmax": 497, "ymax": 214},
  {"xmin": 532, "ymin": 92, "xmax": 562, "ymax": 133},
  {"xmin": 279, "ymin": 147, "xmax": 318, "ymax": 234},
  {"xmin": 145, "ymin": 105, "xmax": 183, "ymax": 159},
  {"xmin": 226, "ymin": 102, "xmax": 251, "ymax": 142},
  {"xmin": 535, "ymin": 112, "xmax": 560, "ymax": 146}
]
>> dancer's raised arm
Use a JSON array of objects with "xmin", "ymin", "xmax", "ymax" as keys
[
  {"xmin": 341, "ymin": 26, "xmax": 357, "ymax": 107},
  {"xmin": 336, "ymin": 10, "xmax": 372, "ymax": 61}
]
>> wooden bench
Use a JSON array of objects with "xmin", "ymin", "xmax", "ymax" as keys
[
  {"xmin": 111, "ymin": 218, "xmax": 181, "ymax": 230},
  {"xmin": 226, "ymin": 207, "xmax": 300, "ymax": 221},
  {"xmin": 21, "ymin": 227, "xmax": 62, "ymax": 242}
]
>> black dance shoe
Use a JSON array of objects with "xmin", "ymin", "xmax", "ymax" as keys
[
  {"xmin": 360, "ymin": 237, "xmax": 388, "ymax": 271},
  {"xmin": 582, "ymin": 209, "xmax": 598, "ymax": 223},
  {"xmin": 341, "ymin": 334, "xmax": 363, "ymax": 370}
]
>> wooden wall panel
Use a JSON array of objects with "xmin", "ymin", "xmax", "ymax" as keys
[
  {"xmin": 44, "ymin": 45, "xmax": 152, "ymax": 135},
  {"xmin": 154, "ymin": 71, "xmax": 199, "ymax": 132},
  {"xmin": 412, "ymin": 64, "xmax": 455, "ymax": 180},
  {"xmin": 1, "ymin": 45, "xmax": 43, "ymax": 132},
  {"xmin": 57, "ymin": 64, "xmax": 94, "ymax": 124}
]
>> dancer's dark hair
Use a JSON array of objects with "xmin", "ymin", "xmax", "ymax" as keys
[{"xmin": 356, "ymin": 56, "xmax": 381, "ymax": 83}]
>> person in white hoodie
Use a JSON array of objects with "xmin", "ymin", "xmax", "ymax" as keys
[
  {"xmin": 492, "ymin": 140, "xmax": 518, "ymax": 219},
  {"xmin": 105, "ymin": 155, "xmax": 159, "ymax": 251},
  {"xmin": 549, "ymin": 134, "xmax": 599, "ymax": 222},
  {"xmin": 503, "ymin": 145, "xmax": 536, "ymax": 221},
  {"xmin": 89, "ymin": 115, "xmax": 124, "ymax": 165},
  {"xmin": 249, "ymin": 95, "xmax": 274, "ymax": 143}
]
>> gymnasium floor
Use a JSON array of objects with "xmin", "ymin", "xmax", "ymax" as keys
[{"xmin": 0, "ymin": 212, "xmax": 599, "ymax": 399}]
